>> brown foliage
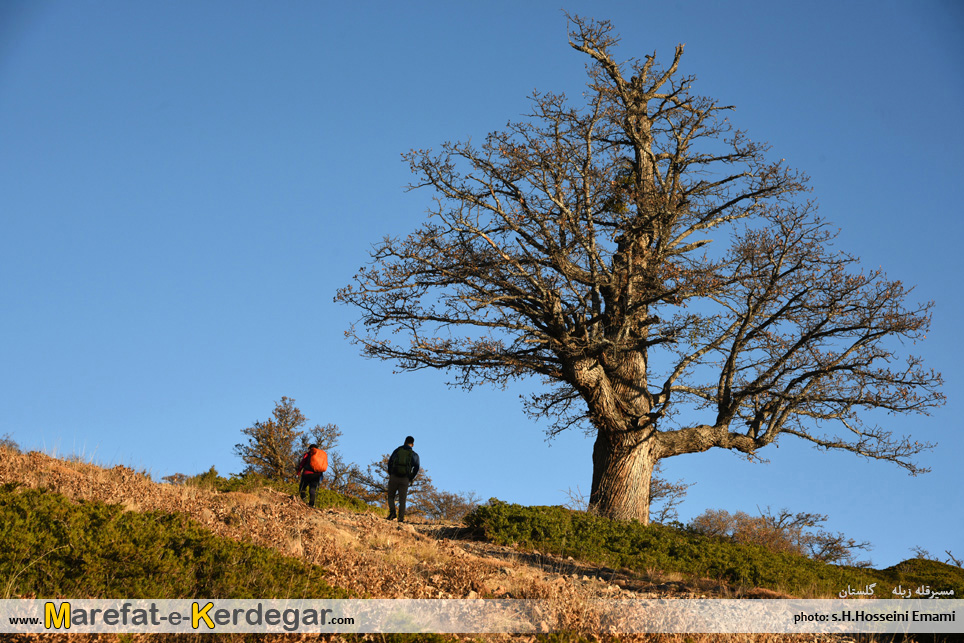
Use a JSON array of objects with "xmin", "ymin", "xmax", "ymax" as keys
[
  {"xmin": 233, "ymin": 396, "xmax": 306, "ymax": 482},
  {"xmin": 688, "ymin": 506, "xmax": 872, "ymax": 566}
]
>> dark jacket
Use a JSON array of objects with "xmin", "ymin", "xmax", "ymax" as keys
[{"xmin": 387, "ymin": 445, "xmax": 419, "ymax": 481}]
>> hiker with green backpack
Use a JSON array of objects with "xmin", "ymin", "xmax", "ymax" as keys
[{"xmin": 386, "ymin": 436, "xmax": 420, "ymax": 522}]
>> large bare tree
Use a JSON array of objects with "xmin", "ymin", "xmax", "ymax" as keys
[{"xmin": 336, "ymin": 16, "xmax": 944, "ymax": 523}]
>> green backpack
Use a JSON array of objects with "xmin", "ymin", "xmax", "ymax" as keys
[{"xmin": 393, "ymin": 448, "xmax": 413, "ymax": 477}]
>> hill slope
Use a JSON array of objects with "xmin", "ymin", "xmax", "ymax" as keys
[
  {"xmin": 0, "ymin": 447, "xmax": 670, "ymax": 604},
  {"xmin": 4, "ymin": 446, "xmax": 959, "ymax": 643}
]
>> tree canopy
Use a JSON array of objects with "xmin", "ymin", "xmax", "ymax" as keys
[{"xmin": 336, "ymin": 15, "xmax": 944, "ymax": 522}]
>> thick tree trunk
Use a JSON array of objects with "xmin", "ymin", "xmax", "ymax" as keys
[
  {"xmin": 589, "ymin": 429, "xmax": 656, "ymax": 523},
  {"xmin": 577, "ymin": 344, "xmax": 657, "ymax": 523}
]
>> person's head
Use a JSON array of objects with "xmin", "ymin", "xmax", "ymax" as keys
[
  {"xmin": 404, "ymin": 436, "xmax": 414, "ymax": 447},
  {"xmin": 308, "ymin": 444, "xmax": 318, "ymax": 450}
]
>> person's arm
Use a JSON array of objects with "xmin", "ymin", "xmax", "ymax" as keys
[
  {"xmin": 387, "ymin": 448, "xmax": 397, "ymax": 475},
  {"xmin": 410, "ymin": 452, "xmax": 420, "ymax": 481}
]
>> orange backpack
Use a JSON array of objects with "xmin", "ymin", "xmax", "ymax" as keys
[{"xmin": 308, "ymin": 448, "xmax": 328, "ymax": 473}]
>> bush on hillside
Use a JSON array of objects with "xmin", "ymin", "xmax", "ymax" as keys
[
  {"xmin": 465, "ymin": 502, "xmax": 964, "ymax": 597},
  {"xmin": 909, "ymin": 545, "xmax": 963, "ymax": 569},
  {"xmin": 0, "ymin": 484, "xmax": 350, "ymax": 599},
  {"xmin": 0, "ymin": 433, "xmax": 20, "ymax": 453},
  {"xmin": 687, "ymin": 507, "xmax": 873, "ymax": 566},
  {"xmin": 888, "ymin": 558, "xmax": 964, "ymax": 589}
]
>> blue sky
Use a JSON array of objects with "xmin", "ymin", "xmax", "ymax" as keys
[{"xmin": 2, "ymin": 1, "xmax": 961, "ymax": 569}]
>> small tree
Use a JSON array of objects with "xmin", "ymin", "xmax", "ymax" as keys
[
  {"xmin": 298, "ymin": 422, "xmax": 359, "ymax": 494},
  {"xmin": 235, "ymin": 397, "xmax": 346, "ymax": 484},
  {"xmin": 760, "ymin": 507, "xmax": 872, "ymax": 566}
]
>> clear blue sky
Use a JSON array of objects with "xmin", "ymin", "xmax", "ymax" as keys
[{"xmin": 2, "ymin": 1, "xmax": 961, "ymax": 569}]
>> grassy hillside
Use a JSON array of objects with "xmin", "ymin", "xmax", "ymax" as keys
[
  {"xmin": 1, "ymin": 444, "xmax": 958, "ymax": 643},
  {"xmin": 465, "ymin": 502, "xmax": 964, "ymax": 599},
  {"xmin": 0, "ymin": 446, "xmax": 573, "ymax": 603}
]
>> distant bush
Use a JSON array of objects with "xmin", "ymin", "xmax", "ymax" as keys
[
  {"xmin": 688, "ymin": 507, "xmax": 872, "ymax": 566},
  {"xmin": 465, "ymin": 502, "xmax": 964, "ymax": 597},
  {"xmin": 0, "ymin": 483, "xmax": 350, "ymax": 599},
  {"xmin": 311, "ymin": 487, "xmax": 373, "ymax": 513},
  {"xmin": 0, "ymin": 433, "xmax": 20, "ymax": 453},
  {"xmin": 419, "ymin": 489, "xmax": 481, "ymax": 523},
  {"xmin": 909, "ymin": 545, "xmax": 963, "ymax": 570}
]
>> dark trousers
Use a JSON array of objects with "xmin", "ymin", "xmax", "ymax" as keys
[
  {"xmin": 387, "ymin": 474, "xmax": 411, "ymax": 521},
  {"xmin": 299, "ymin": 472, "xmax": 322, "ymax": 507}
]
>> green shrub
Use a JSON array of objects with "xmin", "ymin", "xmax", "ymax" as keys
[
  {"xmin": 311, "ymin": 487, "xmax": 372, "ymax": 512},
  {"xmin": 0, "ymin": 484, "xmax": 350, "ymax": 599},
  {"xmin": 186, "ymin": 467, "xmax": 371, "ymax": 513},
  {"xmin": 465, "ymin": 503, "xmax": 964, "ymax": 597}
]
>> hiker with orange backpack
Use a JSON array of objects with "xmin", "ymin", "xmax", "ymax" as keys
[{"xmin": 296, "ymin": 444, "xmax": 328, "ymax": 508}]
